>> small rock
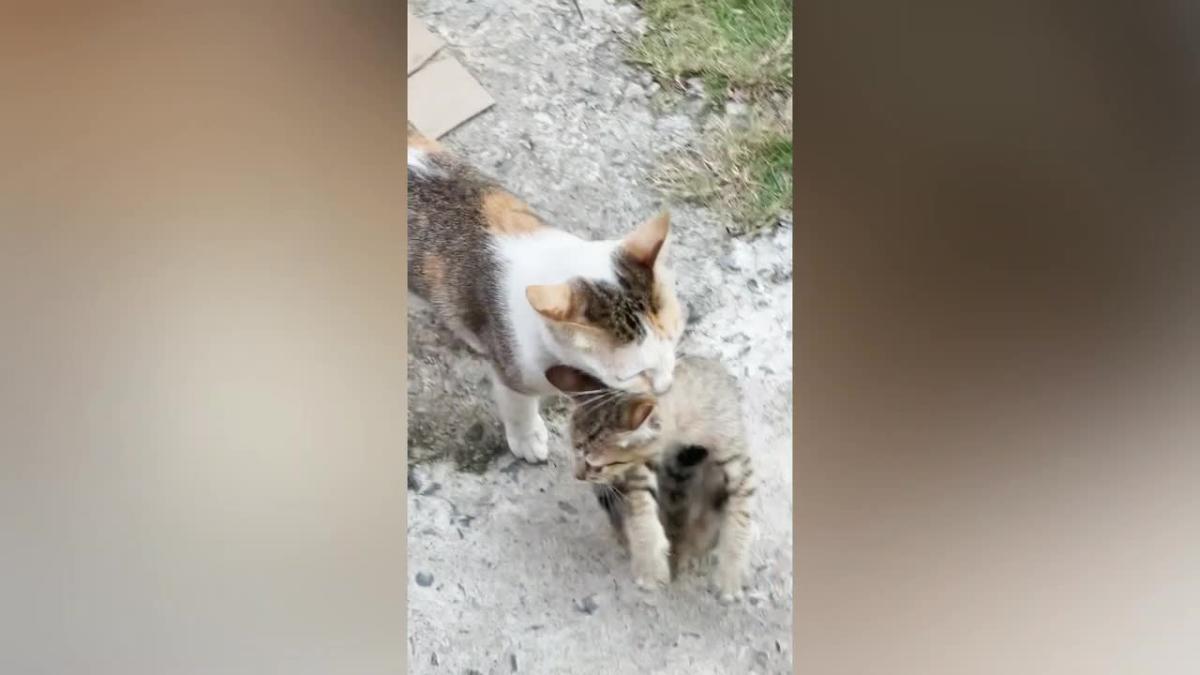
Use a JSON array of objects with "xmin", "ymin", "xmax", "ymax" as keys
[
  {"xmin": 615, "ymin": 4, "xmax": 640, "ymax": 23},
  {"xmin": 718, "ymin": 254, "xmax": 740, "ymax": 272},
  {"xmin": 464, "ymin": 421, "xmax": 486, "ymax": 443},
  {"xmin": 624, "ymin": 82, "xmax": 644, "ymax": 99},
  {"xmin": 407, "ymin": 468, "xmax": 423, "ymax": 492},
  {"xmin": 647, "ymin": 81, "xmax": 661, "ymax": 95},
  {"xmin": 415, "ymin": 572, "xmax": 434, "ymax": 587},
  {"xmin": 557, "ymin": 500, "xmax": 578, "ymax": 514},
  {"xmin": 509, "ymin": 653, "xmax": 518, "ymax": 671},
  {"xmin": 639, "ymin": 71, "xmax": 654, "ymax": 86},
  {"xmin": 430, "ymin": 652, "xmax": 439, "ymax": 666},
  {"xmin": 683, "ymin": 98, "xmax": 709, "ymax": 116},
  {"xmin": 755, "ymin": 650, "xmax": 770, "ymax": 667},
  {"xmin": 575, "ymin": 594, "xmax": 599, "ymax": 614}
]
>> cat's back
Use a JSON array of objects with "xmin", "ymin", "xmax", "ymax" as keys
[
  {"xmin": 662, "ymin": 355, "xmax": 745, "ymax": 444},
  {"xmin": 670, "ymin": 355, "xmax": 741, "ymax": 409},
  {"xmin": 407, "ymin": 126, "xmax": 549, "ymax": 250},
  {"xmin": 407, "ymin": 126, "xmax": 562, "ymax": 355}
]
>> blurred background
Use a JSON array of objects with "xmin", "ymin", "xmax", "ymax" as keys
[
  {"xmin": 796, "ymin": 1, "xmax": 1200, "ymax": 673},
  {"xmin": 1, "ymin": 3, "xmax": 406, "ymax": 673}
]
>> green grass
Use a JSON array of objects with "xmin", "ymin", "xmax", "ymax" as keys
[
  {"xmin": 629, "ymin": 0, "xmax": 792, "ymax": 100},
  {"xmin": 627, "ymin": 0, "xmax": 792, "ymax": 234}
]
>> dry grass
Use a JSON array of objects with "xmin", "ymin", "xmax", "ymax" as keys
[
  {"xmin": 628, "ymin": 0, "xmax": 792, "ymax": 234},
  {"xmin": 652, "ymin": 109, "xmax": 791, "ymax": 235}
]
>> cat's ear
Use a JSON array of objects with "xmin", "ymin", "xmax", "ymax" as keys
[
  {"xmin": 625, "ymin": 397, "xmax": 656, "ymax": 431},
  {"xmin": 526, "ymin": 283, "xmax": 583, "ymax": 322},
  {"xmin": 621, "ymin": 211, "xmax": 670, "ymax": 269},
  {"xmin": 545, "ymin": 365, "xmax": 607, "ymax": 400}
]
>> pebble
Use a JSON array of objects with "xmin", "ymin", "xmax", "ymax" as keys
[
  {"xmin": 575, "ymin": 594, "xmax": 600, "ymax": 614},
  {"xmin": 416, "ymin": 572, "xmax": 434, "ymax": 587},
  {"xmin": 624, "ymin": 82, "xmax": 644, "ymax": 99},
  {"xmin": 557, "ymin": 500, "xmax": 578, "ymax": 514}
]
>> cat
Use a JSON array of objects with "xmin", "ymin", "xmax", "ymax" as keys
[
  {"xmin": 407, "ymin": 124, "xmax": 685, "ymax": 463},
  {"xmin": 545, "ymin": 355, "xmax": 755, "ymax": 601}
]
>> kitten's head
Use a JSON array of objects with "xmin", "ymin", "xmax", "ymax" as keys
[
  {"xmin": 526, "ymin": 212, "xmax": 683, "ymax": 395},
  {"xmin": 545, "ymin": 365, "xmax": 665, "ymax": 483}
]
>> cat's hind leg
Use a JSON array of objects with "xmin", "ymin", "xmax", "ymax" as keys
[
  {"xmin": 491, "ymin": 375, "xmax": 549, "ymax": 463},
  {"xmin": 714, "ymin": 454, "xmax": 755, "ymax": 603}
]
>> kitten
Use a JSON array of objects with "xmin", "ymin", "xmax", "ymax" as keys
[
  {"xmin": 546, "ymin": 356, "xmax": 755, "ymax": 601},
  {"xmin": 407, "ymin": 124, "xmax": 685, "ymax": 463}
]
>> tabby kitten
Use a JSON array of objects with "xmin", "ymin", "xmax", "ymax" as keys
[
  {"xmin": 546, "ymin": 356, "xmax": 755, "ymax": 601},
  {"xmin": 407, "ymin": 125, "xmax": 685, "ymax": 463}
]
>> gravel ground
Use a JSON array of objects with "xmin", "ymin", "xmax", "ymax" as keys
[{"xmin": 407, "ymin": 2, "xmax": 793, "ymax": 673}]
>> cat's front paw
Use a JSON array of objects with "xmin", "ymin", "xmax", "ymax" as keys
[
  {"xmin": 631, "ymin": 535, "xmax": 671, "ymax": 590},
  {"xmin": 504, "ymin": 416, "xmax": 549, "ymax": 463},
  {"xmin": 632, "ymin": 553, "xmax": 671, "ymax": 591},
  {"xmin": 714, "ymin": 565, "xmax": 746, "ymax": 603}
]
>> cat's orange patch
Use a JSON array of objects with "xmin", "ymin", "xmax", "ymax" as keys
[
  {"xmin": 481, "ymin": 190, "xmax": 545, "ymax": 235},
  {"xmin": 648, "ymin": 281, "xmax": 682, "ymax": 338},
  {"xmin": 407, "ymin": 124, "xmax": 444, "ymax": 154}
]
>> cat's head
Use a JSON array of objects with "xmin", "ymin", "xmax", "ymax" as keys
[
  {"xmin": 545, "ymin": 364, "xmax": 665, "ymax": 483},
  {"xmin": 526, "ymin": 212, "xmax": 682, "ymax": 395}
]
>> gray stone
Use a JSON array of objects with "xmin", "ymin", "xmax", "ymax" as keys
[
  {"xmin": 415, "ymin": 572, "xmax": 434, "ymax": 587},
  {"xmin": 574, "ymin": 594, "xmax": 599, "ymax": 614}
]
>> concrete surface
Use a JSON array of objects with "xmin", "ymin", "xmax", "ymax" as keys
[{"xmin": 407, "ymin": 1, "xmax": 793, "ymax": 673}]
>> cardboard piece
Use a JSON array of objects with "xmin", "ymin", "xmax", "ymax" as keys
[
  {"xmin": 407, "ymin": 50, "xmax": 495, "ymax": 139},
  {"xmin": 406, "ymin": 10, "xmax": 444, "ymax": 75}
]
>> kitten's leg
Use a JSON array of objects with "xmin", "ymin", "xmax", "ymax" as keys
[
  {"xmin": 715, "ymin": 454, "xmax": 755, "ymax": 602},
  {"xmin": 491, "ymin": 375, "xmax": 549, "ymax": 463},
  {"xmin": 621, "ymin": 466, "xmax": 670, "ymax": 590}
]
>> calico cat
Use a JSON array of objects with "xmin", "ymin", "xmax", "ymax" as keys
[
  {"xmin": 546, "ymin": 355, "xmax": 755, "ymax": 601},
  {"xmin": 407, "ymin": 124, "xmax": 685, "ymax": 463}
]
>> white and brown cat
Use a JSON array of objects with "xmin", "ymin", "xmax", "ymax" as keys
[{"xmin": 407, "ymin": 125, "xmax": 684, "ymax": 462}]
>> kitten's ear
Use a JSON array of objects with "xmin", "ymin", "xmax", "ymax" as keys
[
  {"xmin": 625, "ymin": 397, "xmax": 656, "ymax": 431},
  {"xmin": 526, "ymin": 283, "xmax": 582, "ymax": 322},
  {"xmin": 622, "ymin": 211, "xmax": 670, "ymax": 269},
  {"xmin": 545, "ymin": 365, "xmax": 607, "ymax": 400}
]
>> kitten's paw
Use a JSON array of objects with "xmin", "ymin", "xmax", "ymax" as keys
[
  {"xmin": 718, "ymin": 590, "xmax": 743, "ymax": 605},
  {"xmin": 505, "ymin": 417, "xmax": 549, "ymax": 463},
  {"xmin": 632, "ymin": 552, "xmax": 671, "ymax": 590},
  {"xmin": 714, "ymin": 568, "xmax": 745, "ymax": 603}
]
